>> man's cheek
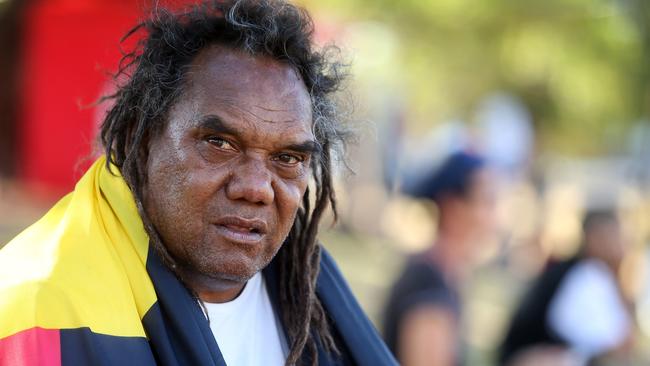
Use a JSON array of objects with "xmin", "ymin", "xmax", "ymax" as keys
[{"xmin": 285, "ymin": 180, "xmax": 308, "ymax": 209}]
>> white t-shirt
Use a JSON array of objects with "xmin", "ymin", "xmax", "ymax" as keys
[
  {"xmin": 547, "ymin": 259, "xmax": 631, "ymax": 360},
  {"xmin": 203, "ymin": 272, "xmax": 287, "ymax": 366}
]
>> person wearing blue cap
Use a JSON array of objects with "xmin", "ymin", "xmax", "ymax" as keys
[{"xmin": 382, "ymin": 151, "xmax": 498, "ymax": 366}]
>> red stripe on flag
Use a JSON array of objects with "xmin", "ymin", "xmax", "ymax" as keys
[{"xmin": 0, "ymin": 328, "xmax": 61, "ymax": 366}]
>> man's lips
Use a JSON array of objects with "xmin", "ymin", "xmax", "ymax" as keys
[{"xmin": 213, "ymin": 216, "xmax": 267, "ymax": 244}]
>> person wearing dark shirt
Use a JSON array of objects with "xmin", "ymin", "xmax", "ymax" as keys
[
  {"xmin": 383, "ymin": 151, "xmax": 497, "ymax": 366},
  {"xmin": 499, "ymin": 209, "xmax": 633, "ymax": 366}
]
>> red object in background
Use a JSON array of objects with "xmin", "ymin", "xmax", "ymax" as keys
[
  {"xmin": 19, "ymin": 0, "xmax": 141, "ymax": 195},
  {"xmin": 18, "ymin": 0, "xmax": 204, "ymax": 197},
  {"xmin": 17, "ymin": 0, "xmax": 322, "ymax": 196}
]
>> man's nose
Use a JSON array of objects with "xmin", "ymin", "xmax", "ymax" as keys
[{"xmin": 225, "ymin": 157, "xmax": 274, "ymax": 206}]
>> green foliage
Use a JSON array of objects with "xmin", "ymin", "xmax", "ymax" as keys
[{"xmin": 301, "ymin": 0, "xmax": 650, "ymax": 154}]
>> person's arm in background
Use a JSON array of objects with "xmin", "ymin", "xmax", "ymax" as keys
[{"xmin": 397, "ymin": 304, "xmax": 457, "ymax": 366}]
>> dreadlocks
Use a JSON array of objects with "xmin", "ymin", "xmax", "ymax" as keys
[{"xmin": 99, "ymin": 1, "xmax": 348, "ymax": 364}]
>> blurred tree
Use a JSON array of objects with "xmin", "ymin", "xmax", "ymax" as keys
[
  {"xmin": 622, "ymin": 0, "xmax": 650, "ymax": 117},
  {"xmin": 300, "ymin": 0, "xmax": 649, "ymax": 155}
]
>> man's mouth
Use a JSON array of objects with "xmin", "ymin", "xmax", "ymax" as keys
[
  {"xmin": 224, "ymin": 224, "xmax": 261, "ymax": 234},
  {"xmin": 213, "ymin": 216, "xmax": 267, "ymax": 244}
]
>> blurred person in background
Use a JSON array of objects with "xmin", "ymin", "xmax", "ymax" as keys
[
  {"xmin": 382, "ymin": 151, "xmax": 498, "ymax": 366},
  {"xmin": 499, "ymin": 209, "xmax": 633, "ymax": 366}
]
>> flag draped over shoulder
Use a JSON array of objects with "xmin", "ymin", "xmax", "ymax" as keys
[{"xmin": 0, "ymin": 157, "xmax": 397, "ymax": 366}]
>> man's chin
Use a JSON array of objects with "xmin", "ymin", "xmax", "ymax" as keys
[{"xmin": 193, "ymin": 259, "xmax": 262, "ymax": 284}]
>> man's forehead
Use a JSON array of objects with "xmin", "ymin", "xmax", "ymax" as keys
[
  {"xmin": 187, "ymin": 45, "xmax": 309, "ymax": 103},
  {"xmin": 172, "ymin": 45, "xmax": 314, "ymax": 138}
]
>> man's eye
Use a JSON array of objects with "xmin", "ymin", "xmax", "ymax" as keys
[
  {"xmin": 275, "ymin": 153, "xmax": 303, "ymax": 165},
  {"xmin": 207, "ymin": 137, "xmax": 235, "ymax": 151}
]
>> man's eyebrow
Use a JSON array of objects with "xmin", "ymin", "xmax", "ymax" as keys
[
  {"xmin": 198, "ymin": 115, "xmax": 239, "ymax": 136},
  {"xmin": 284, "ymin": 140, "xmax": 322, "ymax": 156}
]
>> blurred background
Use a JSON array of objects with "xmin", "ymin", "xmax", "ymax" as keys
[{"xmin": 1, "ymin": 0, "xmax": 649, "ymax": 365}]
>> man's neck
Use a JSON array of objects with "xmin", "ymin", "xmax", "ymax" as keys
[
  {"xmin": 178, "ymin": 266, "xmax": 248, "ymax": 303},
  {"xmin": 198, "ymin": 285, "xmax": 245, "ymax": 303},
  {"xmin": 430, "ymin": 233, "xmax": 473, "ymax": 285}
]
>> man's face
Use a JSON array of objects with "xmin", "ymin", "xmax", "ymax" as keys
[
  {"xmin": 464, "ymin": 168, "xmax": 498, "ymax": 238},
  {"xmin": 143, "ymin": 46, "xmax": 315, "ymax": 287},
  {"xmin": 586, "ymin": 218, "xmax": 625, "ymax": 269},
  {"xmin": 444, "ymin": 168, "xmax": 498, "ymax": 247}
]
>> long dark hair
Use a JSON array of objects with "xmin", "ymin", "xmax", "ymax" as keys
[{"xmin": 99, "ymin": 1, "xmax": 348, "ymax": 364}]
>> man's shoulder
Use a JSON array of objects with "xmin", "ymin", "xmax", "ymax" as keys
[
  {"xmin": 0, "ymin": 276, "xmax": 76, "ymax": 339},
  {"xmin": 315, "ymin": 246, "xmax": 399, "ymax": 366},
  {"xmin": 0, "ymin": 237, "xmax": 150, "ymax": 340},
  {"xmin": 0, "ymin": 278, "xmax": 156, "ymax": 366},
  {"xmin": 316, "ymin": 247, "xmax": 361, "ymax": 298},
  {"xmin": 0, "ymin": 265, "xmax": 148, "ymax": 341},
  {"xmin": 0, "ymin": 228, "xmax": 72, "ymax": 321},
  {"xmin": 318, "ymin": 247, "xmax": 342, "ymax": 276}
]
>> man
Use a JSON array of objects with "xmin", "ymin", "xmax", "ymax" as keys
[
  {"xmin": 499, "ymin": 209, "xmax": 633, "ymax": 366},
  {"xmin": 0, "ymin": 1, "xmax": 396, "ymax": 365},
  {"xmin": 382, "ymin": 151, "xmax": 497, "ymax": 366}
]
